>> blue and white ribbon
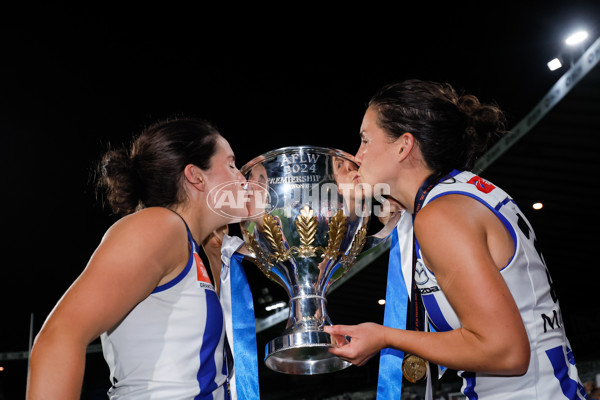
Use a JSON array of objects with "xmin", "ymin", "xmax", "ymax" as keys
[
  {"xmin": 376, "ymin": 211, "xmax": 445, "ymax": 400},
  {"xmin": 219, "ymin": 234, "xmax": 260, "ymax": 400},
  {"xmin": 377, "ymin": 211, "xmax": 413, "ymax": 399}
]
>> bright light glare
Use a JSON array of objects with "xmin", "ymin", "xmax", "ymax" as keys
[
  {"xmin": 565, "ymin": 30, "xmax": 589, "ymax": 46},
  {"xmin": 265, "ymin": 301, "xmax": 286, "ymax": 311},
  {"xmin": 378, "ymin": 299, "xmax": 386, "ymax": 305},
  {"xmin": 532, "ymin": 202, "xmax": 544, "ymax": 210},
  {"xmin": 547, "ymin": 58, "xmax": 562, "ymax": 71}
]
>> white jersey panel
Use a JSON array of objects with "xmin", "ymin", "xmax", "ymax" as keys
[
  {"xmin": 101, "ymin": 229, "xmax": 228, "ymax": 400},
  {"xmin": 415, "ymin": 170, "xmax": 587, "ymax": 400}
]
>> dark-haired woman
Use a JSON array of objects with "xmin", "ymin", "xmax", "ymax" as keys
[
  {"xmin": 326, "ymin": 80, "xmax": 588, "ymax": 399},
  {"xmin": 27, "ymin": 118, "xmax": 248, "ymax": 399}
]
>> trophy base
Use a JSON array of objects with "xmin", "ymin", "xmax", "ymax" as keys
[{"xmin": 264, "ymin": 330, "xmax": 351, "ymax": 375}]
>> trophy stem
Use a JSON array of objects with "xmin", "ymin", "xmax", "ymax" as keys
[
  {"xmin": 264, "ymin": 293, "xmax": 351, "ymax": 374},
  {"xmin": 286, "ymin": 294, "xmax": 328, "ymax": 331}
]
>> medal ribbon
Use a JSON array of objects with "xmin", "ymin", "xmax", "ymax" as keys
[
  {"xmin": 376, "ymin": 173, "xmax": 455, "ymax": 399},
  {"xmin": 409, "ymin": 175, "xmax": 439, "ymax": 334},
  {"xmin": 219, "ymin": 235, "xmax": 260, "ymax": 400},
  {"xmin": 408, "ymin": 171, "xmax": 457, "ymax": 394},
  {"xmin": 376, "ymin": 212, "xmax": 413, "ymax": 399},
  {"xmin": 410, "ymin": 170, "xmax": 460, "ymax": 334}
]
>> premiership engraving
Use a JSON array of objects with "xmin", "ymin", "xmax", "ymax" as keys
[
  {"xmin": 267, "ymin": 175, "xmax": 322, "ymax": 185},
  {"xmin": 280, "ymin": 152, "xmax": 320, "ymax": 175}
]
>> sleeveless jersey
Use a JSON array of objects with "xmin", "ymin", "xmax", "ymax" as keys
[
  {"xmin": 415, "ymin": 170, "xmax": 588, "ymax": 400},
  {"xmin": 100, "ymin": 220, "xmax": 229, "ymax": 400}
]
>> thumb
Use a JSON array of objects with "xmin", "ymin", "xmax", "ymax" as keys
[
  {"xmin": 324, "ymin": 324, "xmax": 352, "ymax": 336},
  {"xmin": 324, "ymin": 325, "xmax": 350, "ymax": 349}
]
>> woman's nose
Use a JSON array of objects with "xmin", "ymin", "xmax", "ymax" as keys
[
  {"xmin": 237, "ymin": 170, "xmax": 247, "ymax": 185},
  {"xmin": 354, "ymin": 150, "xmax": 363, "ymax": 166}
]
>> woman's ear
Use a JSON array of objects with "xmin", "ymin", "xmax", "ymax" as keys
[
  {"xmin": 397, "ymin": 132, "xmax": 415, "ymax": 161},
  {"xmin": 184, "ymin": 164, "xmax": 206, "ymax": 191}
]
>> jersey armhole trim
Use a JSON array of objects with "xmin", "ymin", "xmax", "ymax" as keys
[
  {"xmin": 427, "ymin": 190, "xmax": 518, "ymax": 271},
  {"xmin": 152, "ymin": 223, "xmax": 196, "ymax": 294}
]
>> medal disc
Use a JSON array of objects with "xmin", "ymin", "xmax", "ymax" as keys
[{"xmin": 402, "ymin": 354, "xmax": 428, "ymax": 383}]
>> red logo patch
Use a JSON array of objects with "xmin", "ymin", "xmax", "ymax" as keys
[
  {"xmin": 194, "ymin": 253, "xmax": 212, "ymax": 284},
  {"xmin": 468, "ymin": 176, "xmax": 496, "ymax": 194}
]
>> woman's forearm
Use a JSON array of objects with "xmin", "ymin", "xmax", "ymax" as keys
[
  {"xmin": 27, "ymin": 328, "xmax": 87, "ymax": 400},
  {"xmin": 382, "ymin": 325, "xmax": 529, "ymax": 375}
]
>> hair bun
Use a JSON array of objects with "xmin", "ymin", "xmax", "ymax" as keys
[
  {"xmin": 457, "ymin": 94, "xmax": 481, "ymax": 116},
  {"xmin": 457, "ymin": 95, "xmax": 507, "ymax": 169},
  {"xmin": 98, "ymin": 147, "xmax": 142, "ymax": 216}
]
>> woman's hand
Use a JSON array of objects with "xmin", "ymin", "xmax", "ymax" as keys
[{"xmin": 324, "ymin": 323, "xmax": 387, "ymax": 366}]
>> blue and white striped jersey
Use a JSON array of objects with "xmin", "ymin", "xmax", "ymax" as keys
[
  {"xmin": 101, "ymin": 221, "xmax": 229, "ymax": 400},
  {"xmin": 416, "ymin": 170, "xmax": 588, "ymax": 400}
]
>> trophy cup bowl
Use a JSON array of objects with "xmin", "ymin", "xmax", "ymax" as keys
[{"xmin": 240, "ymin": 146, "xmax": 377, "ymax": 375}]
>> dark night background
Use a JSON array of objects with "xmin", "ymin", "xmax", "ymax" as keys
[{"xmin": 1, "ymin": 2, "xmax": 600, "ymax": 399}]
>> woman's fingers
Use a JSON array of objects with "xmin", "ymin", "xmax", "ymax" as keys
[
  {"xmin": 324, "ymin": 323, "xmax": 385, "ymax": 366},
  {"xmin": 324, "ymin": 325, "xmax": 354, "ymax": 346}
]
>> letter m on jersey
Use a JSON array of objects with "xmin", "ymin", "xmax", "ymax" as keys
[{"xmin": 542, "ymin": 309, "xmax": 562, "ymax": 333}]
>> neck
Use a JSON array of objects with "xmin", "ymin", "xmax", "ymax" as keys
[
  {"xmin": 172, "ymin": 203, "xmax": 222, "ymax": 245},
  {"xmin": 390, "ymin": 168, "xmax": 435, "ymax": 214}
]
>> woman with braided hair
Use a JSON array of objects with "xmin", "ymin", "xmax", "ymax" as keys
[{"xmin": 326, "ymin": 79, "xmax": 587, "ymax": 399}]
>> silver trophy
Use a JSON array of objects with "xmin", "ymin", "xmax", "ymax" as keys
[{"xmin": 240, "ymin": 146, "xmax": 397, "ymax": 375}]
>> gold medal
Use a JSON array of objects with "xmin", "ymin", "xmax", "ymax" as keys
[{"xmin": 402, "ymin": 354, "xmax": 428, "ymax": 383}]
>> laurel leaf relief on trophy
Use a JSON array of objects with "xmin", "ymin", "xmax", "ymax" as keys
[
  {"xmin": 322, "ymin": 209, "xmax": 348, "ymax": 259},
  {"xmin": 294, "ymin": 205, "xmax": 319, "ymax": 257}
]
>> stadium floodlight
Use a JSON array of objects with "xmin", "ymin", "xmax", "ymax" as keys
[
  {"xmin": 565, "ymin": 30, "xmax": 589, "ymax": 46},
  {"xmin": 547, "ymin": 58, "xmax": 562, "ymax": 71}
]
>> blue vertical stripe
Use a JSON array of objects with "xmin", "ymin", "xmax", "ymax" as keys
[
  {"xmin": 229, "ymin": 253, "xmax": 260, "ymax": 399},
  {"xmin": 546, "ymin": 345, "xmax": 587, "ymax": 399},
  {"xmin": 565, "ymin": 344, "xmax": 588, "ymax": 398},
  {"xmin": 421, "ymin": 294, "xmax": 453, "ymax": 332},
  {"xmin": 196, "ymin": 290, "xmax": 223, "ymax": 399},
  {"xmin": 459, "ymin": 371, "xmax": 478, "ymax": 399},
  {"xmin": 377, "ymin": 228, "xmax": 409, "ymax": 399}
]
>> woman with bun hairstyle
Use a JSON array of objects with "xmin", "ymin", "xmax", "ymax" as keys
[
  {"xmin": 325, "ymin": 80, "xmax": 587, "ymax": 399},
  {"xmin": 27, "ymin": 118, "xmax": 248, "ymax": 399}
]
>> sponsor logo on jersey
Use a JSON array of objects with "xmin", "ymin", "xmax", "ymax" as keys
[
  {"xmin": 467, "ymin": 176, "xmax": 496, "ymax": 194},
  {"xmin": 198, "ymin": 281, "xmax": 214, "ymax": 290},
  {"xmin": 194, "ymin": 253, "xmax": 213, "ymax": 285},
  {"xmin": 415, "ymin": 260, "xmax": 429, "ymax": 285},
  {"xmin": 418, "ymin": 286, "xmax": 440, "ymax": 295}
]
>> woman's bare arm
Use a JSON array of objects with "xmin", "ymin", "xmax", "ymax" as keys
[{"xmin": 27, "ymin": 208, "xmax": 188, "ymax": 399}]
